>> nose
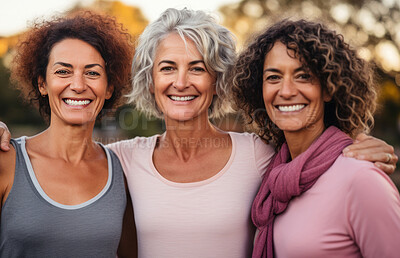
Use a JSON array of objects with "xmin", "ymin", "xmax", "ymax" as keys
[
  {"xmin": 69, "ymin": 74, "xmax": 87, "ymax": 93},
  {"xmin": 279, "ymin": 77, "xmax": 297, "ymax": 99},
  {"xmin": 173, "ymin": 70, "xmax": 189, "ymax": 90}
]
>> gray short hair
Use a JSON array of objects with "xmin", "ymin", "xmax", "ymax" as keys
[{"xmin": 126, "ymin": 8, "xmax": 237, "ymax": 119}]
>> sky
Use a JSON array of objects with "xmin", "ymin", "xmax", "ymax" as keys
[{"xmin": 0, "ymin": 0, "xmax": 238, "ymax": 36}]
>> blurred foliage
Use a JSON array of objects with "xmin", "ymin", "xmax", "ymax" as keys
[
  {"xmin": 0, "ymin": 56, "xmax": 45, "ymax": 128},
  {"xmin": 79, "ymin": 0, "xmax": 148, "ymax": 37}
]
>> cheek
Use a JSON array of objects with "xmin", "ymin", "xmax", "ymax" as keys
[
  {"xmin": 152, "ymin": 76, "xmax": 166, "ymax": 94},
  {"xmin": 263, "ymin": 85, "xmax": 280, "ymax": 123},
  {"xmin": 152, "ymin": 89, "xmax": 164, "ymax": 111},
  {"xmin": 262, "ymin": 85, "xmax": 274, "ymax": 107}
]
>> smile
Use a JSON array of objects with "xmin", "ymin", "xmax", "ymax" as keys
[
  {"xmin": 169, "ymin": 96, "xmax": 197, "ymax": 101},
  {"xmin": 63, "ymin": 99, "xmax": 91, "ymax": 106},
  {"xmin": 277, "ymin": 104, "xmax": 305, "ymax": 112}
]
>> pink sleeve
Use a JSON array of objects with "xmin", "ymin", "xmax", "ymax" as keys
[
  {"xmin": 346, "ymin": 165, "xmax": 400, "ymax": 258},
  {"xmin": 107, "ymin": 141, "xmax": 121, "ymax": 158},
  {"xmin": 252, "ymin": 134, "xmax": 275, "ymax": 177},
  {"xmin": 106, "ymin": 140, "xmax": 136, "ymax": 175}
]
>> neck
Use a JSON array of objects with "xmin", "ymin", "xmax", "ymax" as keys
[
  {"xmin": 284, "ymin": 121, "xmax": 326, "ymax": 160},
  {"xmin": 32, "ymin": 118, "xmax": 97, "ymax": 163},
  {"xmin": 160, "ymin": 116, "xmax": 225, "ymax": 159}
]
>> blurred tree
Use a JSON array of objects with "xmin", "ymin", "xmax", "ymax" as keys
[
  {"xmin": 0, "ymin": 56, "xmax": 46, "ymax": 134},
  {"xmin": 82, "ymin": 0, "xmax": 148, "ymax": 37}
]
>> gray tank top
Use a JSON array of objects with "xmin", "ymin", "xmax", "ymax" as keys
[{"xmin": 0, "ymin": 137, "xmax": 127, "ymax": 258}]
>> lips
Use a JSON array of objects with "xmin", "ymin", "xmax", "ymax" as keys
[
  {"xmin": 276, "ymin": 104, "xmax": 305, "ymax": 112},
  {"xmin": 63, "ymin": 98, "xmax": 92, "ymax": 106},
  {"xmin": 169, "ymin": 95, "xmax": 197, "ymax": 101}
]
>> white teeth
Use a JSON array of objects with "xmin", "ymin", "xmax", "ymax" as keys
[
  {"xmin": 64, "ymin": 99, "xmax": 91, "ymax": 106},
  {"xmin": 170, "ymin": 96, "xmax": 196, "ymax": 101},
  {"xmin": 278, "ymin": 104, "xmax": 305, "ymax": 112}
]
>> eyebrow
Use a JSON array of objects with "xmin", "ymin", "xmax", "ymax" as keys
[
  {"xmin": 53, "ymin": 62, "xmax": 104, "ymax": 69},
  {"xmin": 157, "ymin": 60, "xmax": 205, "ymax": 66},
  {"xmin": 263, "ymin": 66, "xmax": 305, "ymax": 74}
]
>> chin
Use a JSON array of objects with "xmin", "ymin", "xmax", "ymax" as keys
[
  {"xmin": 166, "ymin": 111, "xmax": 198, "ymax": 122},
  {"xmin": 65, "ymin": 116, "xmax": 96, "ymax": 126},
  {"xmin": 275, "ymin": 122, "xmax": 304, "ymax": 132}
]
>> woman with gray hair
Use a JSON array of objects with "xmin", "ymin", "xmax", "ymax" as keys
[{"xmin": 108, "ymin": 8, "xmax": 271, "ymax": 257}]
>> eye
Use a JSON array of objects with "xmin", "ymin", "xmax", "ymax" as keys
[
  {"xmin": 265, "ymin": 74, "xmax": 280, "ymax": 82},
  {"xmin": 190, "ymin": 66, "xmax": 206, "ymax": 73},
  {"xmin": 296, "ymin": 73, "xmax": 312, "ymax": 81},
  {"xmin": 86, "ymin": 71, "xmax": 101, "ymax": 77},
  {"xmin": 55, "ymin": 69, "xmax": 70, "ymax": 76},
  {"xmin": 160, "ymin": 66, "xmax": 175, "ymax": 72}
]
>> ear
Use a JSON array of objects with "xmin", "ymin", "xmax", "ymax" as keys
[
  {"xmin": 105, "ymin": 85, "xmax": 114, "ymax": 100},
  {"xmin": 38, "ymin": 77, "xmax": 48, "ymax": 96}
]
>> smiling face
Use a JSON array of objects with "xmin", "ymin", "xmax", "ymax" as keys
[
  {"xmin": 39, "ymin": 38, "xmax": 113, "ymax": 126},
  {"xmin": 262, "ymin": 42, "xmax": 331, "ymax": 134},
  {"xmin": 151, "ymin": 33, "xmax": 216, "ymax": 123}
]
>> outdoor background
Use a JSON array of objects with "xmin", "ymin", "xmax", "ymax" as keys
[{"xmin": 0, "ymin": 0, "xmax": 399, "ymax": 188}]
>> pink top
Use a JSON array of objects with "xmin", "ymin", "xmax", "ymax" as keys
[
  {"xmin": 108, "ymin": 132, "xmax": 275, "ymax": 258},
  {"xmin": 273, "ymin": 155, "xmax": 400, "ymax": 258}
]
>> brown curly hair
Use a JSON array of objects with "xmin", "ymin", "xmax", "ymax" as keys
[
  {"xmin": 10, "ymin": 10, "xmax": 134, "ymax": 121},
  {"xmin": 232, "ymin": 19, "xmax": 377, "ymax": 148}
]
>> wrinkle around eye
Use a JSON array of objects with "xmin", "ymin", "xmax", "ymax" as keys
[
  {"xmin": 86, "ymin": 71, "xmax": 101, "ymax": 76},
  {"xmin": 160, "ymin": 66, "xmax": 175, "ymax": 72},
  {"xmin": 265, "ymin": 74, "xmax": 281, "ymax": 81},
  {"xmin": 55, "ymin": 70, "xmax": 70, "ymax": 74},
  {"xmin": 54, "ymin": 70, "xmax": 72, "ymax": 77},
  {"xmin": 190, "ymin": 67, "xmax": 206, "ymax": 72}
]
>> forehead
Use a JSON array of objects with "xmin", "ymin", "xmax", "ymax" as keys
[
  {"xmin": 155, "ymin": 33, "xmax": 202, "ymax": 60},
  {"xmin": 264, "ymin": 41, "xmax": 302, "ymax": 67},
  {"xmin": 48, "ymin": 38, "xmax": 105, "ymax": 65}
]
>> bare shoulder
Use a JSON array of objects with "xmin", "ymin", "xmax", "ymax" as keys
[{"xmin": 0, "ymin": 144, "xmax": 16, "ymax": 207}]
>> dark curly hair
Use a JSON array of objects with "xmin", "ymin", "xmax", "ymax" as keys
[
  {"xmin": 10, "ymin": 10, "xmax": 134, "ymax": 121},
  {"xmin": 232, "ymin": 19, "xmax": 377, "ymax": 149}
]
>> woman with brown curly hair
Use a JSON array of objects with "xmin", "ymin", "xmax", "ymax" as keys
[
  {"xmin": 0, "ymin": 11, "xmax": 136, "ymax": 257},
  {"xmin": 233, "ymin": 19, "xmax": 400, "ymax": 258}
]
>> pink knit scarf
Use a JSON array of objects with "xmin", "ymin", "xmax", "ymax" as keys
[{"xmin": 251, "ymin": 126, "xmax": 353, "ymax": 258}]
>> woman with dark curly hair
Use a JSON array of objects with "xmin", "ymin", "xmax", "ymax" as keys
[
  {"xmin": 0, "ymin": 11, "xmax": 136, "ymax": 257},
  {"xmin": 233, "ymin": 19, "xmax": 400, "ymax": 258}
]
